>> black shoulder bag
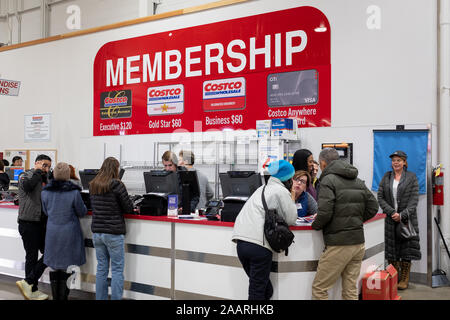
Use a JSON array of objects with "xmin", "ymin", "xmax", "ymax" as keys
[{"xmin": 261, "ymin": 186, "xmax": 294, "ymax": 256}]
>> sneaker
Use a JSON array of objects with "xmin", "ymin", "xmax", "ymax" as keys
[
  {"xmin": 29, "ymin": 290, "xmax": 49, "ymax": 300},
  {"xmin": 16, "ymin": 279, "xmax": 33, "ymax": 300}
]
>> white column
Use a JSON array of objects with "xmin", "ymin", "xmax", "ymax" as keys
[{"xmin": 439, "ymin": 0, "xmax": 450, "ymax": 270}]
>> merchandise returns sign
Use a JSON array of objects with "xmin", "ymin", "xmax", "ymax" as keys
[
  {"xmin": 0, "ymin": 78, "xmax": 21, "ymax": 96},
  {"xmin": 93, "ymin": 6, "xmax": 331, "ymax": 136}
]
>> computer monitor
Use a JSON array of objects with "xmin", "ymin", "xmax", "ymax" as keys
[
  {"xmin": 178, "ymin": 170, "xmax": 200, "ymax": 215},
  {"xmin": 219, "ymin": 171, "xmax": 262, "ymax": 198},
  {"xmin": 79, "ymin": 168, "xmax": 125, "ymax": 190},
  {"xmin": 5, "ymin": 167, "xmax": 24, "ymax": 181},
  {"xmin": 143, "ymin": 170, "xmax": 179, "ymax": 195}
]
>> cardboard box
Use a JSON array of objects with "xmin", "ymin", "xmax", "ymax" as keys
[
  {"xmin": 256, "ymin": 120, "xmax": 271, "ymax": 138},
  {"xmin": 270, "ymin": 118, "xmax": 297, "ymax": 139},
  {"xmin": 362, "ymin": 271, "xmax": 390, "ymax": 300}
]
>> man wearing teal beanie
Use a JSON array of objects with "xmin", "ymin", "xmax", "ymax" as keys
[{"xmin": 232, "ymin": 160, "xmax": 297, "ymax": 300}]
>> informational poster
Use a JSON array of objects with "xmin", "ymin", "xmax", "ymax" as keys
[
  {"xmin": 24, "ymin": 114, "xmax": 51, "ymax": 142},
  {"xmin": 93, "ymin": 6, "xmax": 331, "ymax": 136}
]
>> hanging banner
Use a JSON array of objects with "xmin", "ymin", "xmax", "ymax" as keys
[
  {"xmin": 372, "ymin": 130, "xmax": 428, "ymax": 194},
  {"xmin": 93, "ymin": 6, "xmax": 331, "ymax": 136}
]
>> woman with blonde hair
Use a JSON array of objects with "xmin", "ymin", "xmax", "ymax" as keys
[{"xmin": 89, "ymin": 157, "xmax": 133, "ymax": 300}]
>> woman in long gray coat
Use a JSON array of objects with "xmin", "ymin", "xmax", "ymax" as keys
[
  {"xmin": 377, "ymin": 150, "xmax": 420, "ymax": 290},
  {"xmin": 41, "ymin": 162, "xmax": 87, "ymax": 300}
]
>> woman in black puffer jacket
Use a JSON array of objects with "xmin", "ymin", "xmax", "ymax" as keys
[
  {"xmin": 377, "ymin": 150, "xmax": 420, "ymax": 291},
  {"xmin": 89, "ymin": 157, "xmax": 133, "ymax": 300}
]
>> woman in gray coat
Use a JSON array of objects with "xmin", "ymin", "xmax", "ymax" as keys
[
  {"xmin": 377, "ymin": 150, "xmax": 420, "ymax": 290},
  {"xmin": 41, "ymin": 162, "xmax": 87, "ymax": 300}
]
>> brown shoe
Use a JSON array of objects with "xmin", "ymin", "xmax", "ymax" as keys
[{"xmin": 398, "ymin": 261, "xmax": 411, "ymax": 290}]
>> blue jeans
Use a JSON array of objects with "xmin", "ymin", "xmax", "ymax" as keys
[{"xmin": 92, "ymin": 233, "xmax": 125, "ymax": 300}]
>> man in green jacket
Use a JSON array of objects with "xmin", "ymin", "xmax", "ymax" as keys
[{"xmin": 311, "ymin": 148, "xmax": 379, "ymax": 300}]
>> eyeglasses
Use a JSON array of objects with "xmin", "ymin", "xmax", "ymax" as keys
[
  {"xmin": 42, "ymin": 163, "xmax": 51, "ymax": 168},
  {"xmin": 293, "ymin": 177, "xmax": 307, "ymax": 185}
]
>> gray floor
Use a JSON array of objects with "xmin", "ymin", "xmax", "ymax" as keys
[
  {"xmin": 0, "ymin": 274, "xmax": 95, "ymax": 300},
  {"xmin": 0, "ymin": 274, "xmax": 449, "ymax": 300}
]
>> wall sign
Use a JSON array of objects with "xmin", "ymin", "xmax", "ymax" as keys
[
  {"xmin": 93, "ymin": 6, "xmax": 331, "ymax": 136},
  {"xmin": 0, "ymin": 78, "xmax": 21, "ymax": 96},
  {"xmin": 24, "ymin": 114, "xmax": 51, "ymax": 142}
]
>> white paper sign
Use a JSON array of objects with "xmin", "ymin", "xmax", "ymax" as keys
[{"xmin": 24, "ymin": 114, "xmax": 51, "ymax": 142}]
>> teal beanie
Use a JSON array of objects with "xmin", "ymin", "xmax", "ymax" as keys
[{"xmin": 267, "ymin": 160, "xmax": 295, "ymax": 182}]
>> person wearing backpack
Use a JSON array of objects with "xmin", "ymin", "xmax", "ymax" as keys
[
  {"xmin": 232, "ymin": 160, "xmax": 297, "ymax": 300},
  {"xmin": 311, "ymin": 148, "xmax": 379, "ymax": 300}
]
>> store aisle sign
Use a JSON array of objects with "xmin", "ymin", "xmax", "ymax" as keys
[
  {"xmin": 93, "ymin": 6, "xmax": 331, "ymax": 136},
  {"xmin": 0, "ymin": 78, "xmax": 21, "ymax": 96},
  {"xmin": 24, "ymin": 114, "xmax": 51, "ymax": 142}
]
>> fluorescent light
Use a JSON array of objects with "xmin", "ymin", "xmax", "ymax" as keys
[{"xmin": 314, "ymin": 26, "xmax": 327, "ymax": 32}]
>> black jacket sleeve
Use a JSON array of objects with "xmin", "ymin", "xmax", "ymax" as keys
[
  {"xmin": 112, "ymin": 180, "xmax": 134, "ymax": 214},
  {"xmin": 22, "ymin": 170, "xmax": 44, "ymax": 193}
]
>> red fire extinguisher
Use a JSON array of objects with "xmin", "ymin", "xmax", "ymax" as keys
[{"xmin": 433, "ymin": 165, "xmax": 444, "ymax": 206}]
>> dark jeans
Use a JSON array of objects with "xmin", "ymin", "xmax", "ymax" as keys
[
  {"xmin": 18, "ymin": 220, "xmax": 47, "ymax": 292},
  {"xmin": 236, "ymin": 240, "xmax": 273, "ymax": 300}
]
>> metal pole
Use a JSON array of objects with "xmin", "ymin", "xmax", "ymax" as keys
[{"xmin": 41, "ymin": 0, "xmax": 49, "ymax": 38}]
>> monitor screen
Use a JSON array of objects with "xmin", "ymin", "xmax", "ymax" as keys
[
  {"xmin": 219, "ymin": 171, "xmax": 262, "ymax": 198},
  {"xmin": 143, "ymin": 170, "xmax": 179, "ymax": 195},
  {"xmin": 178, "ymin": 170, "xmax": 200, "ymax": 198},
  {"xmin": 178, "ymin": 170, "xmax": 200, "ymax": 214},
  {"xmin": 5, "ymin": 167, "xmax": 24, "ymax": 181},
  {"xmin": 79, "ymin": 168, "xmax": 125, "ymax": 190}
]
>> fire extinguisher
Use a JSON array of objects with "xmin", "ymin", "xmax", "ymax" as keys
[{"xmin": 432, "ymin": 165, "xmax": 444, "ymax": 206}]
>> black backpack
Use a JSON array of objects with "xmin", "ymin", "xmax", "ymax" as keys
[{"xmin": 261, "ymin": 186, "xmax": 294, "ymax": 256}]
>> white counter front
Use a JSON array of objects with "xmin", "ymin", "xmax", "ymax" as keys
[{"xmin": 0, "ymin": 204, "xmax": 385, "ymax": 300}]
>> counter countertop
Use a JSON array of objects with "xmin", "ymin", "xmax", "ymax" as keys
[{"xmin": 0, "ymin": 203, "xmax": 386, "ymax": 230}]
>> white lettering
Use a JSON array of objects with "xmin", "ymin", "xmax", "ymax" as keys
[
  {"xmin": 275, "ymin": 33, "xmax": 281, "ymax": 67},
  {"xmin": 205, "ymin": 43, "xmax": 224, "ymax": 75},
  {"xmin": 106, "ymin": 58, "xmax": 123, "ymax": 87},
  {"xmin": 66, "ymin": 5, "xmax": 81, "ymax": 30},
  {"xmin": 104, "ymin": 29, "xmax": 308, "ymax": 86},
  {"xmin": 185, "ymin": 46, "xmax": 202, "ymax": 77},
  {"xmin": 366, "ymin": 5, "xmax": 381, "ymax": 30},
  {"xmin": 286, "ymin": 30, "xmax": 307, "ymax": 65},
  {"xmin": 143, "ymin": 52, "xmax": 162, "ymax": 82},
  {"xmin": 165, "ymin": 50, "xmax": 182, "ymax": 80},
  {"xmin": 250, "ymin": 34, "xmax": 271, "ymax": 70},
  {"xmin": 126, "ymin": 55, "xmax": 141, "ymax": 84},
  {"xmin": 226, "ymin": 39, "xmax": 247, "ymax": 73}
]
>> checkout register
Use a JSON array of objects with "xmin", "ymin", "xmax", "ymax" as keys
[
  {"xmin": 79, "ymin": 168, "xmax": 125, "ymax": 209},
  {"xmin": 219, "ymin": 171, "xmax": 262, "ymax": 222},
  {"xmin": 139, "ymin": 169, "xmax": 200, "ymax": 216}
]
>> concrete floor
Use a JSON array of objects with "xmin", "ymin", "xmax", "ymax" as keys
[
  {"xmin": 0, "ymin": 274, "xmax": 94, "ymax": 300},
  {"xmin": 0, "ymin": 274, "xmax": 449, "ymax": 300}
]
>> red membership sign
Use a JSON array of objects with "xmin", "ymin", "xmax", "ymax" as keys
[{"xmin": 93, "ymin": 6, "xmax": 331, "ymax": 136}]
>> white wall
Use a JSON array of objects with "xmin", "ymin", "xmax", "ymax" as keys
[
  {"xmin": 0, "ymin": 0, "xmax": 438, "ymax": 161},
  {"xmin": 0, "ymin": 0, "xmax": 219, "ymax": 45},
  {"xmin": 0, "ymin": 0, "xmax": 439, "ymax": 279}
]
